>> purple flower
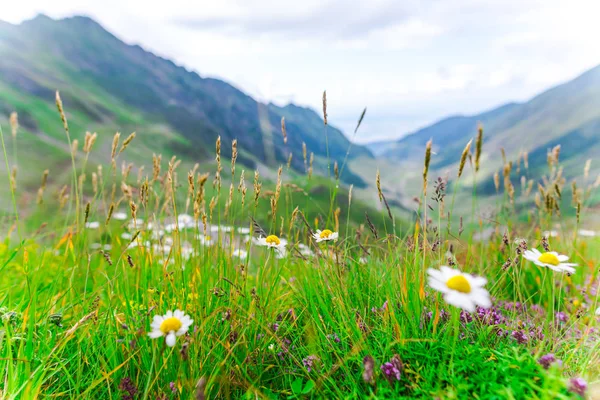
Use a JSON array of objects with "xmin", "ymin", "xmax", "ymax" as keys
[
  {"xmin": 327, "ymin": 333, "xmax": 341, "ymax": 343},
  {"xmin": 569, "ymin": 377, "xmax": 587, "ymax": 397},
  {"xmin": 530, "ymin": 304, "xmax": 545, "ymax": 315},
  {"xmin": 302, "ymin": 355, "xmax": 318, "ymax": 372},
  {"xmin": 118, "ymin": 377, "xmax": 138, "ymax": 400},
  {"xmin": 460, "ymin": 310, "xmax": 473, "ymax": 323},
  {"xmin": 511, "ymin": 330, "xmax": 528, "ymax": 344},
  {"xmin": 475, "ymin": 306, "xmax": 504, "ymax": 325},
  {"xmin": 169, "ymin": 381, "xmax": 177, "ymax": 393},
  {"xmin": 371, "ymin": 300, "xmax": 389, "ymax": 314},
  {"xmin": 538, "ymin": 353, "xmax": 561, "ymax": 369},
  {"xmin": 271, "ymin": 323, "xmax": 280, "ymax": 332},
  {"xmin": 381, "ymin": 354, "xmax": 403, "ymax": 383},
  {"xmin": 362, "ymin": 356, "xmax": 375, "ymax": 384},
  {"xmin": 555, "ymin": 312, "xmax": 568, "ymax": 324},
  {"xmin": 529, "ymin": 328, "xmax": 544, "ymax": 341}
]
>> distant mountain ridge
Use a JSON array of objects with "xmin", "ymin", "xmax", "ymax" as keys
[
  {"xmin": 368, "ymin": 65, "xmax": 600, "ymax": 187},
  {"xmin": 0, "ymin": 14, "xmax": 371, "ymax": 186}
]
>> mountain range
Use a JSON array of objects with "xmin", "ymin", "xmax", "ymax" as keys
[
  {"xmin": 366, "ymin": 65, "xmax": 600, "ymax": 197},
  {"xmin": 0, "ymin": 14, "xmax": 371, "ymax": 191},
  {"xmin": 1, "ymin": 14, "xmax": 599, "ymax": 213}
]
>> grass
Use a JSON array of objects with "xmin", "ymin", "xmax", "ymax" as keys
[{"xmin": 0, "ymin": 100, "xmax": 599, "ymax": 400}]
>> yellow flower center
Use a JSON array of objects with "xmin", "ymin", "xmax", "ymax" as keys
[
  {"xmin": 319, "ymin": 229, "xmax": 333, "ymax": 239},
  {"xmin": 538, "ymin": 252, "xmax": 560, "ymax": 266},
  {"xmin": 160, "ymin": 317, "xmax": 182, "ymax": 333},
  {"xmin": 266, "ymin": 235, "xmax": 281, "ymax": 245},
  {"xmin": 446, "ymin": 275, "xmax": 471, "ymax": 293}
]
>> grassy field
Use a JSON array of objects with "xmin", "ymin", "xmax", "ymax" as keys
[{"xmin": 0, "ymin": 101, "xmax": 599, "ymax": 399}]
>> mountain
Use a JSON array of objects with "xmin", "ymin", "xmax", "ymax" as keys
[
  {"xmin": 0, "ymin": 14, "xmax": 371, "ymax": 188},
  {"xmin": 369, "ymin": 65, "xmax": 600, "ymax": 191}
]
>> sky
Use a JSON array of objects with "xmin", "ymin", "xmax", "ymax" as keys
[{"xmin": 3, "ymin": 0, "xmax": 600, "ymax": 143}]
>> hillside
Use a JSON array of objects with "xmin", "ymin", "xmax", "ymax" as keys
[
  {"xmin": 0, "ymin": 14, "xmax": 371, "ymax": 190},
  {"xmin": 346, "ymin": 66, "xmax": 600, "ymax": 219},
  {"xmin": 369, "ymin": 66, "xmax": 600, "ymax": 189}
]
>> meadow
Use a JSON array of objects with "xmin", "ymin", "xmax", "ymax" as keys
[{"xmin": 0, "ymin": 94, "xmax": 599, "ymax": 399}]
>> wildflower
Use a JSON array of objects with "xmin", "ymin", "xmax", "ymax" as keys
[
  {"xmin": 371, "ymin": 300, "xmax": 388, "ymax": 314},
  {"xmin": 568, "ymin": 377, "xmax": 587, "ymax": 397},
  {"xmin": 85, "ymin": 221, "xmax": 100, "ymax": 229},
  {"xmin": 578, "ymin": 229, "xmax": 596, "ymax": 237},
  {"xmin": 460, "ymin": 310, "xmax": 473, "ymax": 323},
  {"xmin": 148, "ymin": 310, "xmax": 193, "ymax": 347},
  {"xmin": 523, "ymin": 249, "xmax": 577, "ymax": 274},
  {"xmin": 327, "ymin": 333, "xmax": 341, "ymax": 343},
  {"xmin": 232, "ymin": 249, "xmax": 248, "ymax": 259},
  {"xmin": 113, "ymin": 211, "xmax": 128, "ymax": 220},
  {"xmin": 596, "ymin": 307, "xmax": 600, "ymax": 316},
  {"xmin": 302, "ymin": 355, "xmax": 318, "ymax": 372},
  {"xmin": 177, "ymin": 213, "xmax": 193, "ymax": 226},
  {"xmin": 555, "ymin": 311, "xmax": 568, "ymax": 323},
  {"xmin": 362, "ymin": 355, "xmax": 375, "ymax": 384},
  {"xmin": 119, "ymin": 377, "xmax": 138, "ymax": 400},
  {"xmin": 475, "ymin": 306, "xmax": 504, "ymax": 326},
  {"xmin": 381, "ymin": 354, "xmax": 403, "ymax": 384},
  {"xmin": 538, "ymin": 353, "xmax": 562, "ymax": 369},
  {"xmin": 511, "ymin": 330, "xmax": 528, "ymax": 344},
  {"xmin": 313, "ymin": 229, "xmax": 339, "ymax": 243},
  {"xmin": 237, "ymin": 226, "xmax": 251, "ymax": 234},
  {"xmin": 298, "ymin": 243, "xmax": 315, "ymax": 258},
  {"xmin": 254, "ymin": 235, "xmax": 287, "ymax": 254},
  {"xmin": 197, "ymin": 235, "xmax": 214, "ymax": 247},
  {"xmin": 427, "ymin": 266, "xmax": 491, "ymax": 312}
]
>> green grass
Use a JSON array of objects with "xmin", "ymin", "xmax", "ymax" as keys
[{"xmin": 0, "ymin": 110, "xmax": 599, "ymax": 400}]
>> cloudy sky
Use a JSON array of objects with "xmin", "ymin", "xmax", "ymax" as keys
[{"xmin": 4, "ymin": 0, "xmax": 600, "ymax": 143}]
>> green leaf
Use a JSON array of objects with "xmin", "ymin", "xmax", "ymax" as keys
[
  {"xmin": 291, "ymin": 378, "xmax": 303, "ymax": 395},
  {"xmin": 302, "ymin": 380, "xmax": 316, "ymax": 394}
]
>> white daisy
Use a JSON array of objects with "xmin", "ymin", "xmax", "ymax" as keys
[
  {"xmin": 232, "ymin": 248, "xmax": 248, "ymax": 259},
  {"xmin": 578, "ymin": 229, "xmax": 596, "ymax": 237},
  {"xmin": 113, "ymin": 212, "xmax": 128, "ymax": 221},
  {"xmin": 165, "ymin": 223, "xmax": 177, "ymax": 233},
  {"xmin": 210, "ymin": 225, "xmax": 233, "ymax": 233},
  {"xmin": 148, "ymin": 310, "xmax": 193, "ymax": 347},
  {"xmin": 237, "ymin": 227, "xmax": 251, "ymax": 234},
  {"xmin": 298, "ymin": 243, "xmax": 314, "ymax": 258},
  {"xmin": 313, "ymin": 229, "xmax": 339, "ymax": 243},
  {"xmin": 85, "ymin": 221, "xmax": 100, "ymax": 229},
  {"xmin": 197, "ymin": 235, "xmax": 214, "ymax": 247},
  {"xmin": 522, "ymin": 249, "xmax": 577, "ymax": 274},
  {"xmin": 181, "ymin": 243, "xmax": 194, "ymax": 259},
  {"xmin": 177, "ymin": 214, "xmax": 193, "ymax": 226},
  {"xmin": 543, "ymin": 230, "xmax": 559, "ymax": 238},
  {"xmin": 427, "ymin": 266, "xmax": 491, "ymax": 312},
  {"xmin": 254, "ymin": 235, "xmax": 287, "ymax": 254}
]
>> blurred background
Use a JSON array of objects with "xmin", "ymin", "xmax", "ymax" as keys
[{"xmin": 1, "ymin": 0, "xmax": 599, "ymax": 224}]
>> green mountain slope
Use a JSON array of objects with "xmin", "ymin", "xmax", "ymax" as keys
[
  {"xmin": 370, "ymin": 66, "xmax": 600, "ymax": 186},
  {"xmin": 348, "ymin": 66, "xmax": 600, "ymax": 220},
  {"xmin": 0, "ymin": 14, "xmax": 371, "ymax": 189}
]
